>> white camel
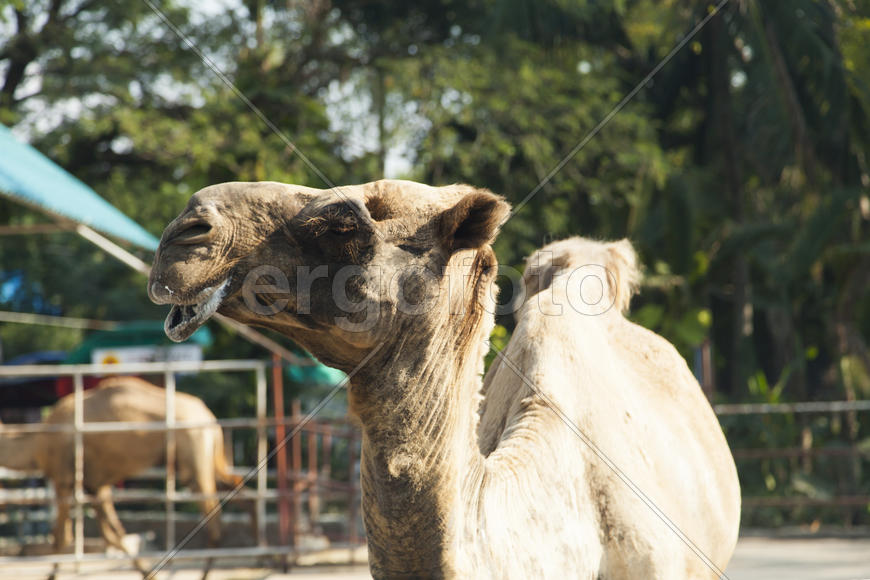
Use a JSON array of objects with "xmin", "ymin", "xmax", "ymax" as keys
[{"xmin": 147, "ymin": 179, "xmax": 740, "ymax": 578}]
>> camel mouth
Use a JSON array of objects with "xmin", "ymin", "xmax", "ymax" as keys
[{"xmin": 164, "ymin": 279, "xmax": 230, "ymax": 342}]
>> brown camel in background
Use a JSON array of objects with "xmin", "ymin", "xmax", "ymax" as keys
[{"xmin": 0, "ymin": 376, "xmax": 249, "ymax": 573}]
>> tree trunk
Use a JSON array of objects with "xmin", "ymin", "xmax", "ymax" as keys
[
  {"xmin": 709, "ymin": 10, "xmax": 749, "ymax": 397},
  {"xmin": 762, "ymin": 15, "xmax": 817, "ymax": 184},
  {"xmin": 0, "ymin": 10, "xmax": 37, "ymax": 114}
]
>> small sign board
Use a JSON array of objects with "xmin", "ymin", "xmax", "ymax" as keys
[{"xmin": 91, "ymin": 344, "xmax": 203, "ymax": 365}]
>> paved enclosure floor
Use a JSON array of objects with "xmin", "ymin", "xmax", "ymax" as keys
[
  {"xmin": 2, "ymin": 537, "xmax": 869, "ymax": 578},
  {"xmin": 726, "ymin": 537, "xmax": 870, "ymax": 580}
]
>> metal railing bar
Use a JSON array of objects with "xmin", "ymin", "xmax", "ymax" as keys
[
  {"xmin": 0, "ymin": 416, "xmax": 358, "ymax": 434},
  {"xmin": 0, "ymin": 359, "xmax": 266, "ymax": 377},
  {"xmin": 742, "ymin": 495, "xmax": 870, "ymax": 507},
  {"xmin": 732, "ymin": 447, "xmax": 870, "ymax": 460},
  {"xmin": 0, "ymin": 543, "xmax": 363, "ymax": 566},
  {"xmin": 0, "ymin": 466, "xmax": 357, "ymax": 484},
  {"xmin": 0, "ymin": 467, "xmax": 356, "ymax": 484},
  {"xmin": 0, "ymin": 485, "xmax": 358, "ymax": 506},
  {"xmin": 715, "ymin": 399, "xmax": 870, "ymax": 415}
]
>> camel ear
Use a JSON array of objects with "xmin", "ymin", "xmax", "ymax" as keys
[{"xmin": 437, "ymin": 189, "xmax": 511, "ymax": 252}]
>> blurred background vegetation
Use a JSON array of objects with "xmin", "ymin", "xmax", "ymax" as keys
[{"xmin": 1, "ymin": 0, "xmax": 869, "ymax": 527}]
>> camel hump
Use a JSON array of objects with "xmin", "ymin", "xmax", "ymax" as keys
[
  {"xmin": 95, "ymin": 375, "xmax": 156, "ymax": 390},
  {"xmin": 522, "ymin": 237, "xmax": 641, "ymax": 314}
]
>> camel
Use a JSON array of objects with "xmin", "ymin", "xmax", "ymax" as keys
[
  {"xmin": 0, "ymin": 376, "xmax": 246, "ymax": 572},
  {"xmin": 147, "ymin": 179, "xmax": 740, "ymax": 579}
]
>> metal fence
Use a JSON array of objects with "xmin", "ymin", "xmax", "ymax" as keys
[
  {"xmin": 0, "ymin": 360, "xmax": 364, "ymax": 571},
  {"xmin": 715, "ymin": 399, "xmax": 870, "ymax": 526},
  {"xmin": 4, "ymin": 360, "xmax": 867, "ymax": 571}
]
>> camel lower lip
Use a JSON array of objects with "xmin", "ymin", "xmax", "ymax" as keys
[{"xmin": 164, "ymin": 279, "xmax": 229, "ymax": 342}]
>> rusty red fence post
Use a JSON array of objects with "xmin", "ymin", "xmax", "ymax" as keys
[
  {"xmin": 291, "ymin": 399, "xmax": 303, "ymax": 545},
  {"xmin": 308, "ymin": 428, "xmax": 320, "ymax": 530},
  {"xmin": 272, "ymin": 353, "xmax": 291, "ymax": 546}
]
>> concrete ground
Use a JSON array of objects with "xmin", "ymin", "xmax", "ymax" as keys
[
  {"xmin": 726, "ymin": 537, "xmax": 870, "ymax": 580},
  {"xmin": 2, "ymin": 537, "xmax": 869, "ymax": 579}
]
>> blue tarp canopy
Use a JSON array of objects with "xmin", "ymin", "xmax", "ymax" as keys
[{"xmin": 0, "ymin": 124, "xmax": 158, "ymax": 251}]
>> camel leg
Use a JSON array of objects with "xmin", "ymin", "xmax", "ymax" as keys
[
  {"xmin": 189, "ymin": 471, "xmax": 221, "ymax": 579},
  {"xmin": 216, "ymin": 474, "xmax": 257, "ymax": 545},
  {"xmin": 93, "ymin": 486, "xmax": 148, "ymax": 576},
  {"xmin": 243, "ymin": 496, "xmax": 258, "ymax": 547},
  {"xmin": 199, "ymin": 493, "xmax": 220, "ymax": 580},
  {"xmin": 52, "ymin": 486, "xmax": 73, "ymax": 553},
  {"xmin": 48, "ymin": 485, "xmax": 73, "ymax": 580},
  {"xmin": 101, "ymin": 487, "xmax": 126, "ymax": 538},
  {"xmin": 199, "ymin": 554, "xmax": 213, "ymax": 580},
  {"xmin": 94, "ymin": 486, "xmax": 127, "ymax": 548}
]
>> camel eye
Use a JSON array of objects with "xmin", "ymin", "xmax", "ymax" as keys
[
  {"xmin": 320, "ymin": 203, "xmax": 360, "ymax": 236},
  {"xmin": 329, "ymin": 217, "xmax": 357, "ymax": 236}
]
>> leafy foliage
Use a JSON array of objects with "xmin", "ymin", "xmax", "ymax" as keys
[{"xmin": 1, "ymin": 0, "xmax": 869, "ymax": 527}]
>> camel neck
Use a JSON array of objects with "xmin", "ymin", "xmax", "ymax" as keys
[{"xmin": 351, "ymin": 314, "xmax": 489, "ymax": 576}]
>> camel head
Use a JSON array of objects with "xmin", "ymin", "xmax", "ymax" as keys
[{"xmin": 148, "ymin": 180, "xmax": 510, "ymax": 370}]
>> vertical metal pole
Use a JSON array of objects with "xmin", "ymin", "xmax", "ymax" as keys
[
  {"xmin": 701, "ymin": 338, "xmax": 715, "ymax": 401},
  {"xmin": 165, "ymin": 371, "xmax": 176, "ymax": 550},
  {"xmin": 271, "ymin": 354, "xmax": 291, "ymax": 545},
  {"xmin": 73, "ymin": 372, "xmax": 85, "ymax": 566},
  {"xmin": 291, "ymin": 399, "xmax": 302, "ymax": 549},
  {"xmin": 308, "ymin": 428, "xmax": 319, "ymax": 530},
  {"xmin": 255, "ymin": 364, "xmax": 268, "ymax": 547},
  {"xmin": 322, "ymin": 430, "xmax": 332, "ymax": 481}
]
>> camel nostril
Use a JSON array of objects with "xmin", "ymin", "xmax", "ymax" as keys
[
  {"xmin": 172, "ymin": 221, "xmax": 214, "ymax": 245},
  {"xmin": 149, "ymin": 281, "xmax": 176, "ymax": 304}
]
